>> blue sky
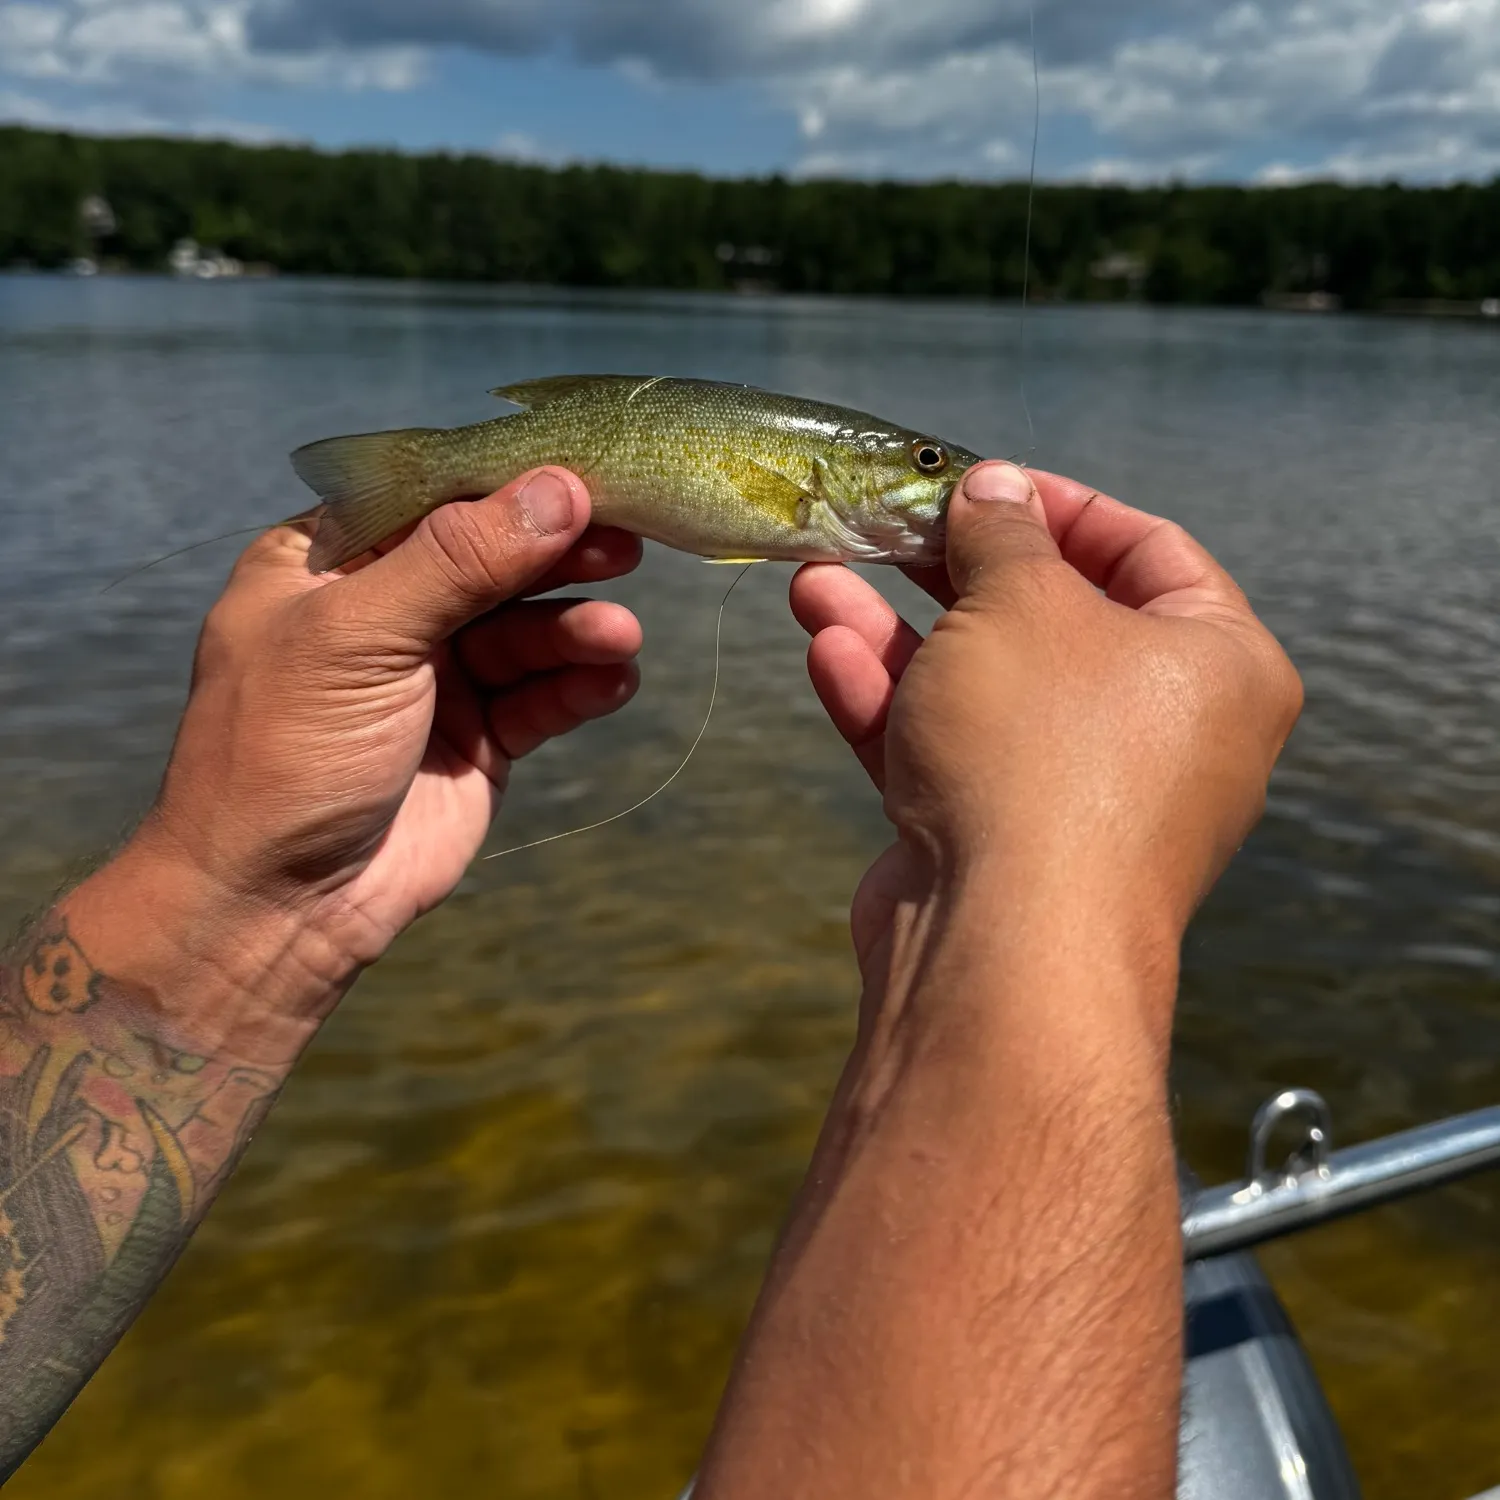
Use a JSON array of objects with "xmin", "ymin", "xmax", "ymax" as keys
[{"xmin": 3, "ymin": 0, "xmax": 1499, "ymax": 183}]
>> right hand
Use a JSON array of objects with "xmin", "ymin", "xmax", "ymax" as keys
[
  {"xmin": 790, "ymin": 461, "xmax": 1303, "ymax": 1020},
  {"xmin": 129, "ymin": 468, "xmax": 643, "ymax": 1032}
]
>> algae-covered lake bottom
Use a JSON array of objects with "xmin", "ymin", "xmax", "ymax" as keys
[{"xmin": 1, "ymin": 275, "xmax": 1497, "ymax": 1498}]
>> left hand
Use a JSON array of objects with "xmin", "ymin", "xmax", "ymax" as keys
[
  {"xmin": 789, "ymin": 463, "xmax": 1301, "ymax": 1024},
  {"xmin": 134, "ymin": 467, "xmax": 643, "ymax": 985}
]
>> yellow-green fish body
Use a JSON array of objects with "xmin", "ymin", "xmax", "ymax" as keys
[{"xmin": 293, "ymin": 375, "xmax": 984, "ymax": 574}]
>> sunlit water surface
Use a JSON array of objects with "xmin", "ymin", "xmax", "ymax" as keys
[{"xmin": 1, "ymin": 276, "xmax": 1497, "ymax": 1499}]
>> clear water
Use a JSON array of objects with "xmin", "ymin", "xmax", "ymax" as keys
[{"xmin": 1, "ymin": 275, "xmax": 1498, "ymax": 1499}]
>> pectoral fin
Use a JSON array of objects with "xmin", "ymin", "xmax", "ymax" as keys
[{"xmin": 717, "ymin": 454, "xmax": 813, "ymax": 528}]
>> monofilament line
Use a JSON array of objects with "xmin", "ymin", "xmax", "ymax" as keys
[
  {"xmin": 1016, "ymin": 0, "xmax": 1041, "ymax": 462},
  {"xmin": 100, "ymin": 507, "xmax": 323, "ymax": 593},
  {"xmin": 484, "ymin": 561, "xmax": 757, "ymax": 861},
  {"xmin": 101, "ymin": 524, "xmax": 275, "ymax": 593}
]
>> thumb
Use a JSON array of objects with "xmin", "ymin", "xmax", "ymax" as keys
[
  {"xmin": 334, "ymin": 467, "xmax": 590, "ymax": 648},
  {"xmin": 944, "ymin": 461, "xmax": 1063, "ymax": 602}
]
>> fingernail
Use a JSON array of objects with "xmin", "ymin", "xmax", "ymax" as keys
[
  {"xmin": 518, "ymin": 470, "xmax": 575, "ymax": 534},
  {"xmin": 963, "ymin": 463, "xmax": 1034, "ymax": 504}
]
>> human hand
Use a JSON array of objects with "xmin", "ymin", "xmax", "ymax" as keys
[
  {"xmin": 703, "ymin": 462, "xmax": 1276, "ymax": 1500},
  {"xmin": 0, "ymin": 477, "xmax": 647, "ymax": 1458},
  {"xmin": 131, "ymin": 467, "xmax": 642, "ymax": 998},
  {"xmin": 790, "ymin": 462, "xmax": 1302, "ymax": 1021}
]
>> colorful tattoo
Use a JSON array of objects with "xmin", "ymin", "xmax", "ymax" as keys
[{"xmin": 0, "ymin": 916, "xmax": 279, "ymax": 1477}]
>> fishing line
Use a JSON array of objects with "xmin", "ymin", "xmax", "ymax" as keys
[
  {"xmin": 1015, "ymin": 0, "xmax": 1041, "ymax": 463},
  {"xmin": 101, "ymin": 525, "xmax": 275, "ymax": 593},
  {"xmin": 483, "ymin": 561, "xmax": 756, "ymax": 862},
  {"xmin": 99, "ymin": 509, "xmax": 320, "ymax": 594}
]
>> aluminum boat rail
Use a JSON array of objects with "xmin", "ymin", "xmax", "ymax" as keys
[{"xmin": 1183, "ymin": 1088, "xmax": 1500, "ymax": 1262}]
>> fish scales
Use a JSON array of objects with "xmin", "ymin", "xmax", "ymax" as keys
[{"xmin": 291, "ymin": 375, "xmax": 984, "ymax": 574}]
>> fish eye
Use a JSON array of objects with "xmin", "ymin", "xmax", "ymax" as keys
[{"xmin": 910, "ymin": 440, "xmax": 949, "ymax": 475}]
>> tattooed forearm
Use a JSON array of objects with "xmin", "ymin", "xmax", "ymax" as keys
[{"xmin": 0, "ymin": 914, "xmax": 281, "ymax": 1477}]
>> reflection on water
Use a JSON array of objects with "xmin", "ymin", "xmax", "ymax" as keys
[{"xmin": 1, "ymin": 276, "xmax": 1498, "ymax": 1500}]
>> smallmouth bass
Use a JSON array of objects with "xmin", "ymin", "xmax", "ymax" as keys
[{"xmin": 291, "ymin": 375, "xmax": 984, "ymax": 573}]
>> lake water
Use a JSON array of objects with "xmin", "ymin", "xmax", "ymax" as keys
[{"xmin": 1, "ymin": 275, "xmax": 1498, "ymax": 1500}]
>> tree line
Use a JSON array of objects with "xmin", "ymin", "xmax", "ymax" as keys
[{"xmin": 3, "ymin": 124, "xmax": 1499, "ymax": 308}]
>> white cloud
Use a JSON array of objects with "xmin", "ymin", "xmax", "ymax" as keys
[
  {"xmin": 0, "ymin": 4, "xmax": 65, "ymax": 52},
  {"xmin": 1261, "ymin": 136, "xmax": 1500, "ymax": 183},
  {"xmin": 0, "ymin": 81, "xmax": 286, "ymax": 136},
  {"xmin": 489, "ymin": 128, "xmax": 564, "ymax": 163},
  {"xmin": 1073, "ymin": 153, "xmax": 1219, "ymax": 185},
  {"xmin": 0, "ymin": 0, "xmax": 427, "ymax": 96},
  {"xmin": 778, "ymin": 41, "xmax": 1040, "ymax": 179},
  {"xmin": 0, "ymin": 85, "xmax": 154, "ymax": 126},
  {"xmin": 7, "ymin": 0, "xmax": 1500, "ymax": 180}
]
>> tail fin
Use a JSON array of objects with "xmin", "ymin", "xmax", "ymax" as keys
[{"xmin": 291, "ymin": 428, "xmax": 436, "ymax": 572}]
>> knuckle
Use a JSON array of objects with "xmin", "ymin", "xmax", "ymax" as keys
[
  {"xmin": 227, "ymin": 533, "xmax": 273, "ymax": 581},
  {"xmin": 192, "ymin": 606, "xmax": 237, "ymax": 680},
  {"xmin": 1157, "ymin": 518, "xmax": 1194, "ymax": 551},
  {"xmin": 192, "ymin": 588, "xmax": 273, "ymax": 673},
  {"xmin": 421, "ymin": 503, "xmax": 519, "ymax": 600},
  {"xmin": 1243, "ymin": 622, "xmax": 1301, "ymax": 697},
  {"xmin": 1226, "ymin": 632, "xmax": 1305, "ymax": 753},
  {"xmin": 1209, "ymin": 612, "xmax": 1305, "ymax": 736},
  {"xmin": 1271, "ymin": 650, "xmax": 1306, "ymax": 735},
  {"xmin": 228, "ymin": 526, "xmax": 303, "ymax": 588}
]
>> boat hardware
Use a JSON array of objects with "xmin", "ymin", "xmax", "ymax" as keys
[{"xmin": 1183, "ymin": 1089, "xmax": 1500, "ymax": 1261}]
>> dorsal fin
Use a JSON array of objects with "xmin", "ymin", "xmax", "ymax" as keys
[{"xmin": 489, "ymin": 375, "xmax": 646, "ymax": 408}]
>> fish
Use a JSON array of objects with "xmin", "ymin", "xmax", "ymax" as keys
[{"xmin": 290, "ymin": 375, "xmax": 985, "ymax": 574}]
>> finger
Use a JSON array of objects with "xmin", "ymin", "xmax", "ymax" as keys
[
  {"xmin": 805, "ymin": 626, "xmax": 895, "ymax": 790},
  {"xmin": 489, "ymin": 662, "xmax": 642, "ymax": 761},
  {"xmin": 790, "ymin": 564, "xmax": 924, "ymax": 680},
  {"xmin": 522, "ymin": 526, "xmax": 644, "ymax": 596},
  {"xmin": 1027, "ymin": 470, "xmax": 1250, "ymax": 617},
  {"xmin": 456, "ymin": 599, "xmax": 643, "ymax": 689},
  {"xmin": 943, "ymin": 460, "xmax": 1072, "ymax": 610},
  {"xmin": 329, "ymin": 468, "xmax": 591, "ymax": 648},
  {"xmin": 430, "ymin": 650, "xmax": 508, "ymax": 790},
  {"xmin": 349, "ymin": 520, "xmax": 640, "ymax": 590}
]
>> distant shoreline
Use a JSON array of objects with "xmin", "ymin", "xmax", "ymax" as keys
[
  {"xmin": 4, "ymin": 125, "xmax": 1499, "ymax": 314},
  {"xmin": 8, "ymin": 266, "xmax": 1500, "ymax": 328}
]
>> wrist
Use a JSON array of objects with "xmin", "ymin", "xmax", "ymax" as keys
[
  {"xmin": 911, "ymin": 785, "xmax": 1209, "ymax": 945},
  {"xmin": 60, "ymin": 830, "xmax": 362, "ymax": 1067},
  {"xmin": 869, "ymin": 855, "xmax": 1183, "ymax": 1092}
]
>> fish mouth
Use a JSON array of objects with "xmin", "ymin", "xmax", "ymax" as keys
[
  {"xmin": 817, "ymin": 447, "xmax": 978, "ymax": 564},
  {"xmin": 819, "ymin": 489, "xmax": 950, "ymax": 565},
  {"xmin": 877, "ymin": 469, "xmax": 967, "ymax": 564},
  {"xmin": 886, "ymin": 497, "xmax": 950, "ymax": 565}
]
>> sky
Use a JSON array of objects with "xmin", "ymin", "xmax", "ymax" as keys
[{"xmin": 3, "ymin": 0, "xmax": 1500, "ymax": 184}]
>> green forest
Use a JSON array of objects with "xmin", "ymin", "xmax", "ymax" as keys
[{"xmin": 3, "ymin": 125, "xmax": 1500, "ymax": 308}]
